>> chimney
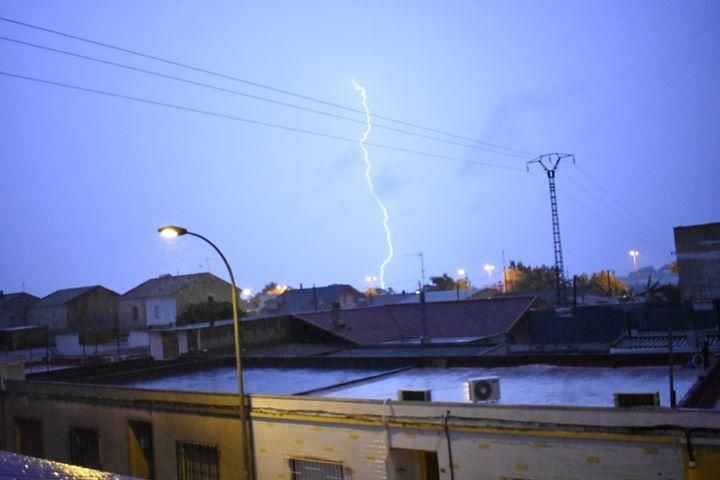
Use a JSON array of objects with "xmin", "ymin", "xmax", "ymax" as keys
[
  {"xmin": 159, "ymin": 273, "xmax": 172, "ymax": 279},
  {"xmin": 330, "ymin": 301, "xmax": 345, "ymax": 328}
]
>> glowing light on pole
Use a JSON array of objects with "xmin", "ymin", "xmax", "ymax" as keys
[
  {"xmin": 484, "ymin": 264, "xmax": 495, "ymax": 284},
  {"xmin": 629, "ymin": 250, "xmax": 639, "ymax": 292},
  {"xmin": 353, "ymin": 79, "xmax": 394, "ymax": 289}
]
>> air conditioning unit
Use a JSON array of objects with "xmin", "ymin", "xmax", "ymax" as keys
[
  {"xmin": 398, "ymin": 389, "xmax": 432, "ymax": 402},
  {"xmin": 467, "ymin": 377, "xmax": 500, "ymax": 402}
]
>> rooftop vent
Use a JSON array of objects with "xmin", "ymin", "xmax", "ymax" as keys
[
  {"xmin": 159, "ymin": 274, "xmax": 172, "ymax": 279},
  {"xmin": 613, "ymin": 392, "xmax": 660, "ymax": 408},
  {"xmin": 398, "ymin": 389, "xmax": 432, "ymax": 402}
]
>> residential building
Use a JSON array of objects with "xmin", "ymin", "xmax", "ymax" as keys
[
  {"xmin": 27, "ymin": 286, "xmax": 118, "ymax": 333},
  {"xmin": 674, "ymin": 221, "xmax": 720, "ymax": 299},
  {"xmin": 2, "ymin": 355, "xmax": 719, "ymax": 479},
  {"xmin": 119, "ymin": 273, "xmax": 233, "ymax": 330},
  {"xmin": 261, "ymin": 284, "xmax": 363, "ymax": 315},
  {"xmin": 0, "ymin": 291, "xmax": 39, "ymax": 328}
]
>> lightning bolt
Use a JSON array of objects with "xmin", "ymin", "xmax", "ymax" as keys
[{"xmin": 353, "ymin": 79, "xmax": 394, "ymax": 289}]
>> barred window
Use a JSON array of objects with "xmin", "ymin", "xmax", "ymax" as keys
[
  {"xmin": 69, "ymin": 427, "xmax": 100, "ymax": 469},
  {"xmin": 176, "ymin": 441, "xmax": 219, "ymax": 480},
  {"xmin": 289, "ymin": 458, "xmax": 344, "ymax": 480}
]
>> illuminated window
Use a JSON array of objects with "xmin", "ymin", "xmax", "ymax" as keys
[
  {"xmin": 289, "ymin": 458, "xmax": 344, "ymax": 480},
  {"xmin": 69, "ymin": 427, "xmax": 100, "ymax": 469},
  {"xmin": 176, "ymin": 441, "xmax": 219, "ymax": 480}
]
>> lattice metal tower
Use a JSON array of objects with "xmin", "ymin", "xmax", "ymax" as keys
[{"xmin": 527, "ymin": 153, "xmax": 575, "ymax": 305}]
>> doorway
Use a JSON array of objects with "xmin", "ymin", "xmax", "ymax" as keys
[
  {"xmin": 390, "ymin": 449, "xmax": 439, "ymax": 480},
  {"xmin": 128, "ymin": 420, "xmax": 154, "ymax": 479},
  {"xmin": 15, "ymin": 418, "xmax": 43, "ymax": 458}
]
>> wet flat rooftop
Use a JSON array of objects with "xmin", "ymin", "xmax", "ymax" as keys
[{"xmin": 123, "ymin": 364, "xmax": 701, "ymax": 407}]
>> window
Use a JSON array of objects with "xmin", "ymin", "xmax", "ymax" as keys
[
  {"xmin": 69, "ymin": 427, "xmax": 100, "ymax": 469},
  {"xmin": 132, "ymin": 306, "xmax": 139, "ymax": 321},
  {"xmin": 289, "ymin": 458, "xmax": 344, "ymax": 480},
  {"xmin": 154, "ymin": 305, "xmax": 160, "ymax": 319},
  {"xmin": 176, "ymin": 441, "xmax": 219, "ymax": 480}
]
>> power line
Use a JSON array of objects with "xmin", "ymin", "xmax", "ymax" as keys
[
  {"xmin": 527, "ymin": 171, "xmax": 663, "ymax": 250},
  {"xmin": 563, "ymin": 169, "xmax": 670, "ymax": 247},
  {"xmin": 0, "ymin": 34, "xmax": 530, "ymax": 160},
  {"xmin": 0, "ymin": 70, "xmax": 524, "ymax": 172},
  {"xmin": 0, "ymin": 15, "xmax": 535, "ymax": 157},
  {"xmin": 574, "ymin": 163, "xmax": 670, "ymax": 241}
]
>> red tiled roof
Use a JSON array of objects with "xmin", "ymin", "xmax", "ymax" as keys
[{"xmin": 294, "ymin": 296, "xmax": 537, "ymax": 345}]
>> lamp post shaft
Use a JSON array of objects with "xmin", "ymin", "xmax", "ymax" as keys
[{"xmin": 185, "ymin": 232, "xmax": 253, "ymax": 479}]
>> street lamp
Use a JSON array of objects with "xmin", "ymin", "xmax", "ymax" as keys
[
  {"xmin": 484, "ymin": 264, "xmax": 495, "ymax": 285},
  {"xmin": 457, "ymin": 268, "xmax": 465, "ymax": 277},
  {"xmin": 157, "ymin": 226, "xmax": 252, "ymax": 479},
  {"xmin": 629, "ymin": 250, "xmax": 639, "ymax": 292}
]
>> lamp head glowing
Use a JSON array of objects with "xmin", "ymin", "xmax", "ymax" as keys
[
  {"xmin": 457, "ymin": 268, "xmax": 466, "ymax": 277},
  {"xmin": 629, "ymin": 250, "xmax": 639, "ymax": 257},
  {"xmin": 158, "ymin": 226, "xmax": 188, "ymax": 239}
]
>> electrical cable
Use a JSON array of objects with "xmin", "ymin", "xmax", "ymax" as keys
[
  {"xmin": 0, "ymin": 70, "xmax": 524, "ymax": 172},
  {"xmin": 0, "ymin": 35, "xmax": 531, "ymax": 160},
  {"xmin": 575, "ymin": 163, "xmax": 670, "ymax": 241},
  {"xmin": 0, "ymin": 15, "xmax": 535, "ymax": 157}
]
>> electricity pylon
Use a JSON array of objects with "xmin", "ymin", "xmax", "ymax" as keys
[{"xmin": 527, "ymin": 153, "xmax": 575, "ymax": 305}]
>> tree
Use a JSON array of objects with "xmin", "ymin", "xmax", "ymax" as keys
[
  {"xmin": 424, "ymin": 273, "xmax": 472, "ymax": 291},
  {"xmin": 589, "ymin": 270, "xmax": 627, "ymax": 296},
  {"xmin": 639, "ymin": 278, "xmax": 682, "ymax": 304},
  {"xmin": 261, "ymin": 282, "xmax": 290, "ymax": 295},
  {"xmin": 177, "ymin": 301, "xmax": 246, "ymax": 326},
  {"xmin": 505, "ymin": 261, "xmax": 557, "ymax": 293}
]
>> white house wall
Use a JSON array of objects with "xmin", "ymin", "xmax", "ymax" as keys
[{"xmin": 144, "ymin": 296, "xmax": 176, "ymax": 327}]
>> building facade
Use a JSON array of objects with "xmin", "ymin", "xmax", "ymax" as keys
[
  {"xmin": 0, "ymin": 292, "xmax": 39, "ymax": 328},
  {"xmin": 27, "ymin": 286, "xmax": 119, "ymax": 333},
  {"xmin": 674, "ymin": 222, "xmax": 720, "ymax": 299},
  {"xmin": 119, "ymin": 273, "xmax": 233, "ymax": 330},
  {"xmin": 2, "ymin": 379, "xmax": 719, "ymax": 479}
]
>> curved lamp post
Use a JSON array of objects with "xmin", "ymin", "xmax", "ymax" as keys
[{"xmin": 158, "ymin": 226, "xmax": 252, "ymax": 479}]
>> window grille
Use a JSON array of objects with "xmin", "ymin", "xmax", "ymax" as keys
[
  {"xmin": 289, "ymin": 458, "xmax": 344, "ymax": 480},
  {"xmin": 69, "ymin": 427, "xmax": 100, "ymax": 469},
  {"xmin": 176, "ymin": 441, "xmax": 219, "ymax": 480}
]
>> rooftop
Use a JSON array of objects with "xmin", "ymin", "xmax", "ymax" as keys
[
  {"xmin": 122, "ymin": 272, "xmax": 226, "ymax": 300},
  {"xmin": 34, "ymin": 286, "xmax": 111, "ymax": 307},
  {"xmin": 119, "ymin": 364, "xmax": 701, "ymax": 408},
  {"xmin": 294, "ymin": 296, "xmax": 537, "ymax": 345},
  {"xmin": 316, "ymin": 365, "xmax": 700, "ymax": 407},
  {"xmin": 264, "ymin": 284, "xmax": 362, "ymax": 314}
]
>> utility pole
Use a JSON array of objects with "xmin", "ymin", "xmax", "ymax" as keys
[
  {"xmin": 418, "ymin": 251, "xmax": 426, "ymax": 291},
  {"xmin": 527, "ymin": 153, "xmax": 575, "ymax": 306},
  {"xmin": 502, "ymin": 251, "xmax": 508, "ymax": 293}
]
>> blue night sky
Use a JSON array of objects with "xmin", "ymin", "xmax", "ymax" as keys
[{"xmin": 1, "ymin": 1, "xmax": 718, "ymax": 297}]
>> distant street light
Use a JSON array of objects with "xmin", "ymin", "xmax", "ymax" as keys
[
  {"xmin": 157, "ymin": 225, "xmax": 252, "ymax": 479},
  {"xmin": 484, "ymin": 264, "xmax": 495, "ymax": 284},
  {"xmin": 365, "ymin": 275, "xmax": 378, "ymax": 291},
  {"xmin": 457, "ymin": 268, "xmax": 466, "ymax": 277},
  {"xmin": 629, "ymin": 250, "xmax": 639, "ymax": 292}
]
